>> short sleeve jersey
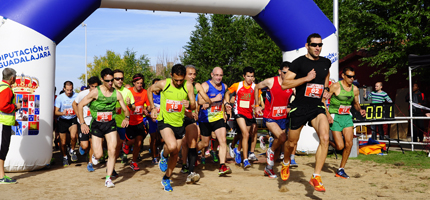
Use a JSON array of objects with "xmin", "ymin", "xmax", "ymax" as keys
[
  {"xmin": 74, "ymin": 89, "xmax": 92, "ymax": 125},
  {"xmin": 55, "ymin": 92, "xmax": 78, "ymax": 120},
  {"xmin": 228, "ymin": 81, "xmax": 262, "ymax": 119},
  {"xmin": 115, "ymin": 86, "xmax": 135, "ymax": 127},
  {"xmin": 289, "ymin": 55, "xmax": 331, "ymax": 107},
  {"xmin": 128, "ymin": 87, "xmax": 150, "ymax": 126}
]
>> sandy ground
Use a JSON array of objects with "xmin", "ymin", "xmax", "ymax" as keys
[{"xmin": 2, "ymin": 143, "xmax": 430, "ymax": 200}]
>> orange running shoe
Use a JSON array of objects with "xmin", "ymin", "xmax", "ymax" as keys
[
  {"xmin": 309, "ymin": 175, "xmax": 326, "ymax": 192},
  {"xmin": 280, "ymin": 162, "xmax": 290, "ymax": 181}
]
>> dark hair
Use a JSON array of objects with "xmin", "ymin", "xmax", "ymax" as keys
[
  {"xmin": 280, "ymin": 61, "xmax": 291, "ymax": 71},
  {"xmin": 63, "ymin": 81, "xmax": 73, "ymax": 88},
  {"xmin": 59, "ymin": 89, "xmax": 65, "ymax": 94},
  {"xmin": 113, "ymin": 69, "xmax": 124, "ymax": 75},
  {"xmin": 101, "ymin": 68, "xmax": 114, "ymax": 79},
  {"xmin": 342, "ymin": 67, "xmax": 355, "ymax": 74},
  {"xmin": 132, "ymin": 73, "xmax": 145, "ymax": 88},
  {"xmin": 243, "ymin": 66, "xmax": 255, "ymax": 76},
  {"xmin": 307, "ymin": 33, "xmax": 322, "ymax": 44},
  {"xmin": 171, "ymin": 64, "xmax": 186, "ymax": 76},
  {"xmin": 152, "ymin": 78, "xmax": 161, "ymax": 84},
  {"xmin": 88, "ymin": 76, "xmax": 101, "ymax": 86}
]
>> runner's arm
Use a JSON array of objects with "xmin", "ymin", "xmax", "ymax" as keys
[
  {"xmin": 186, "ymin": 81, "xmax": 196, "ymax": 110},
  {"xmin": 147, "ymin": 80, "xmax": 166, "ymax": 110},
  {"xmin": 281, "ymin": 69, "xmax": 315, "ymax": 90},
  {"xmin": 72, "ymin": 101, "xmax": 80, "ymax": 121},
  {"xmin": 117, "ymin": 91, "xmax": 130, "ymax": 127},
  {"xmin": 54, "ymin": 106, "xmax": 64, "ymax": 116},
  {"xmin": 195, "ymin": 83, "xmax": 212, "ymax": 105}
]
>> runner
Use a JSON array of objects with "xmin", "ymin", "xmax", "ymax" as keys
[
  {"xmin": 78, "ymin": 68, "xmax": 130, "ymax": 188},
  {"xmin": 112, "ymin": 69, "xmax": 135, "ymax": 166},
  {"xmin": 126, "ymin": 73, "xmax": 150, "ymax": 171},
  {"xmin": 254, "ymin": 61, "xmax": 294, "ymax": 179},
  {"xmin": 325, "ymin": 66, "xmax": 365, "ymax": 179},
  {"xmin": 197, "ymin": 67, "xmax": 232, "ymax": 175},
  {"xmin": 54, "ymin": 81, "xmax": 79, "ymax": 167},
  {"xmin": 147, "ymin": 64, "xmax": 197, "ymax": 192},
  {"xmin": 147, "ymin": 78, "xmax": 162, "ymax": 164},
  {"xmin": 280, "ymin": 33, "xmax": 331, "ymax": 192},
  {"xmin": 179, "ymin": 65, "xmax": 211, "ymax": 183},
  {"xmin": 224, "ymin": 66, "xmax": 261, "ymax": 169},
  {"xmin": 72, "ymin": 76, "xmax": 101, "ymax": 172}
]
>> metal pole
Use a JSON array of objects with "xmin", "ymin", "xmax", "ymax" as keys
[
  {"xmin": 409, "ymin": 66, "xmax": 414, "ymax": 151},
  {"xmin": 333, "ymin": 0, "xmax": 338, "ymax": 37},
  {"xmin": 82, "ymin": 23, "xmax": 87, "ymax": 86}
]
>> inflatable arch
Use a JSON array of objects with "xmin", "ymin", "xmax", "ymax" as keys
[{"xmin": 0, "ymin": 0, "xmax": 337, "ymax": 172}]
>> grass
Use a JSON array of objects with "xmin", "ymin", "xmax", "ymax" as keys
[{"xmin": 349, "ymin": 150, "xmax": 430, "ymax": 169}]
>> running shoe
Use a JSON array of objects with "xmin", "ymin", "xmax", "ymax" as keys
[
  {"xmin": 130, "ymin": 161, "xmax": 140, "ymax": 171},
  {"xmin": 111, "ymin": 169, "xmax": 119, "ymax": 178},
  {"xmin": 259, "ymin": 136, "xmax": 266, "ymax": 151},
  {"xmin": 180, "ymin": 164, "xmax": 189, "ymax": 174},
  {"xmin": 290, "ymin": 159, "xmax": 298, "ymax": 167},
  {"xmin": 186, "ymin": 172, "xmax": 200, "ymax": 184},
  {"xmin": 243, "ymin": 159, "xmax": 251, "ymax": 169},
  {"xmin": 62, "ymin": 158, "xmax": 69, "ymax": 167},
  {"xmin": 335, "ymin": 169, "xmax": 350, "ymax": 179},
  {"xmin": 280, "ymin": 161, "xmax": 290, "ymax": 181},
  {"xmin": 264, "ymin": 166, "xmax": 277, "ymax": 179},
  {"xmin": 234, "ymin": 148, "xmax": 241, "ymax": 165},
  {"xmin": 229, "ymin": 143, "xmax": 235, "ymax": 158},
  {"xmin": 248, "ymin": 152, "xmax": 257, "ymax": 161},
  {"xmin": 70, "ymin": 151, "xmax": 78, "ymax": 162},
  {"xmin": 218, "ymin": 165, "xmax": 232, "ymax": 176},
  {"xmin": 91, "ymin": 154, "xmax": 99, "ymax": 165},
  {"xmin": 105, "ymin": 178, "xmax": 115, "ymax": 188},
  {"xmin": 159, "ymin": 149, "xmax": 168, "ymax": 172},
  {"xmin": 309, "ymin": 175, "xmax": 326, "ymax": 192},
  {"xmin": 152, "ymin": 158, "xmax": 159, "ymax": 165},
  {"xmin": 79, "ymin": 146, "xmax": 85, "ymax": 155},
  {"xmin": 0, "ymin": 175, "xmax": 17, "ymax": 184},
  {"xmin": 210, "ymin": 150, "xmax": 219, "ymax": 162},
  {"xmin": 161, "ymin": 178, "xmax": 173, "ymax": 192},
  {"xmin": 201, "ymin": 157, "xmax": 206, "ymax": 165},
  {"xmin": 122, "ymin": 141, "xmax": 130, "ymax": 155},
  {"xmin": 280, "ymin": 153, "xmax": 284, "ymax": 160},
  {"xmin": 268, "ymin": 137, "xmax": 274, "ymax": 148},
  {"xmin": 205, "ymin": 149, "xmax": 210, "ymax": 156},
  {"xmin": 87, "ymin": 163, "xmax": 95, "ymax": 172},
  {"xmin": 266, "ymin": 148, "xmax": 275, "ymax": 166},
  {"xmin": 121, "ymin": 152, "xmax": 128, "ymax": 164}
]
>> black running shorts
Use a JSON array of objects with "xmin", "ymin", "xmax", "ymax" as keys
[
  {"xmin": 158, "ymin": 120, "xmax": 185, "ymax": 140},
  {"xmin": 90, "ymin": 120, "xmax": 117, "ymax": 138},
  {"xmin": 57, "ymin": 117, "xmax": 78, "ymax": 134},
  {"xmin": 199, "ymin": 119, "xmax": 226, "ymax": 137},
  {"xmin": 126, "ymin": 121, "xmax": 147, "ymax": 140},
  {"xmin": 288, "ymin": 105, "xmax": 326, "ymax": 130}
]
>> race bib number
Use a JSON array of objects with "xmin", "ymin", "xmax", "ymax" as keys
[
  {"xmin": 239, "ymin": 100, "xmax": 250, "ymax": 108},
  {"xmin": 272, "ymin": 106, "xmax": 287, "ymax": 117},
  {"xmin": 304, "ymin": 83, "xmax": 324, "ymax": 98},
  {"xmin": 133, "ymin": 106, "xmax": 143, "ymax": 115},
  {"xmin": 210, "ymin": 102, "xmax": 222, "ymax": 113},
  {"xmin": 97, "ymin": 112, "xmax": 112, "ymax": 122},
  {"xmin": 65, "ymin": 108, "xmax": 75, "ymax": 116},
  {"xmin": 338, "ymin": 105, "xmax": 351, "ymax": 115},
  {"xmin": 166, "ymin": 99, "xmax": 183, "ymax": 113},
  {"xmin": 83, "ymin": 109, "xmax": 91, "ymax": 117}
]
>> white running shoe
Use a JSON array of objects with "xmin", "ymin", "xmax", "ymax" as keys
[
  {"xmin": 266, "ymin": 148, "xmax": 275, "ymax": 166},
  {"xmin": 186, "ymin": 172, "xmax": 200, "ymax": 184},
  {"xmin": 229, "ymin": 143, "xmax": 235, "ymax": 158},
  {"xmin": 105, "ymin": 178, "xmax": 115, "ymax": 188},
  {"xmin": 248, "ymin": 152, "xmax": 258, "ymax": 161},
  {"xmin": 280, "ymin": 153, "xmax": 284, "ymax": 160},
  {"xmin": 259, "ymin": 136, "xmax": 266, "ymax": 151},
  {"xmin": 92, "ymin": 154, "xmax": 99, "ymax": 165}
]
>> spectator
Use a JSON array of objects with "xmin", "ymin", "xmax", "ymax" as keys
[
  {"xmin": 363, "ymin": 82, "xmax": 392, "ymax": 140},
  {"xmin": 405, "ymin": 83, "xmax": 426, "ymax": 142}
]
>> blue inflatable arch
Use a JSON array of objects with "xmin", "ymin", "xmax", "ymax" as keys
[{"xmin": 0, "ymin": 0, "xmax": 337, "ymax": 171}]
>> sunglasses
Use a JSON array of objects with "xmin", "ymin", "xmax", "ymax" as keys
[
  {"xmin": 282, "ymin": 71, "xmax": 288, "ymax": 74},
  {"xmin": 114, "ymin": 77, "xmax": 124, "ymax": 81},
  {"xmin": 104, "ymin": 79, "xmax": 113, "ymax": 83},
  {"xmin": 345, "ymin": 74, "xmax": 355, "ymax": 79},
  {"xmin": 309, "ymin": 43, "xmax": 323, "ymax": 47}
]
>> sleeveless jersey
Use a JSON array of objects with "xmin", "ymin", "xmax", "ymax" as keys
[
  {"xmin": 198, "ymin": 80, "xmax": 225, "ymax": 123},
  {"xmin": 329, "ymin": 82, "xmax": 354, "ymax": 115},
  {"xmin": 157, "ymin": 78, "xmax": 189, "ymax": 127},
  {"xmin": 263, "ymin": 76, "xmax": 293, "ymax": 120},
  {"xmin": 233, "ymin": 81, "xmax": 256, "ymax": 119},
  {"xmin": 129, "ymin": 88, "xmax": 150, "ymax": 126},
  {"xmin": 89, "ymin": 86, "xmax": 117, "ymax": 122}
]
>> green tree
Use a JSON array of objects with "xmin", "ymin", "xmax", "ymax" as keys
[{"xmin": 78, "ymin": 49, "xmax": 156, "ymax": 88}]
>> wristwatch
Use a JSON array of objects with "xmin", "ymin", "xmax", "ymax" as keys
[
  {"xmin": 80, "ymin": 122, "xmax": 86, "ymax": 125},
  {"xmin": 125, "ymin": 116, "xmax": 130, "ymax": 119},
  {"xmin": 324, "ymin": 87, "xmax": 330, "ymax": 92}
]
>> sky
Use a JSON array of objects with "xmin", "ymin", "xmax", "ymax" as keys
[{"xmin": 55, "ymin": 8, "xmax": 198, "ymax": 94}]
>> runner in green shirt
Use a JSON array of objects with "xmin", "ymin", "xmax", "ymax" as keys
[{"xmin": 147, "ymin": 64, "xmax": 196, "ymax": 192}]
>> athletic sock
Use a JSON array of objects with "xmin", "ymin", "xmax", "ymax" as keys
[
  {"xmin": 69, "ymin": 149, "xmax": 74, "ymax": 154},
  {"xmin": 220, "ymin": 163, "xmax": 225, "ymax": 169},
  {"xmin": 290, "ymin": 154, "xmax": 295, "ymax": 160},
  {"xmin": 163, "ymin": 174, "xmax": 170, "ymax": 180},
  {"xmin": 63, "ymin": 155, "xmax": 67, "ymax": 159},
  {"xmin": 313, "ymin": 173, "xmax": 320, "ymax": 178},
  {"xmin": 106, "ymin": 175, "xmax": 110, "ymax": 180},
  {"xmin": 188, "ymin": 148, "xmax": 197, "ymax": 173},
  {"xmin": 283, "ymin": 160, "xmax": 289, "ymax": 166},
  {"xmin": 339, "ymin": 168, "xmax": 344, "ymax": 171},
  {"xmin": 266, "ymin": 165, "xmax": 273, "ymax": 170}
]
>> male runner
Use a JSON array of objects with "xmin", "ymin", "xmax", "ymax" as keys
[
  {"xmin": 224, "ymin": 66, "xmax": 260, "ymax": 168},
  {"xmin": 255, "ymin": 62, "xmax": 294, "ymax": 179},
  {"xmin": 198, "ymin": 67, "xmax": 232, "ymax": 175},
  {"xmin": 112, "ymin": 69, "xmax": 135, "ymax": 165},
  {"xmin": 147, "ymin": 64, "xmax": 197, "ymax": 192},
  {"xmin": 78, "ymin": 68, "xmax": 130, "ymax": 188},
  {"xmin": 55, "ymin": 81, "xmax": 79, "ymax": 166},
  {"xmin": 325, "ymin": 67, "xmax": 365, "ymax": 179},
  {"xmin": 126, "ymin": 73, "xmax": 150, "ymax": 171},
  {"xmin": 147, "ymin": 78, "xmax": 162, "ymax": 164},
  {"xmin": 72, "ymin": 76, "xmax": 101, "ymax": 172},
  {"xmin": 280, "ymin": 33, "xmax": 331, "ymax": 192}
]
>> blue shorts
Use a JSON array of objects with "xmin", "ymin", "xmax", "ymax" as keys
[
  {"xmin": 263, "ymin": 118, "xmax": 288, "ymax": 131},
  {"xmin": 117, "ymin": 127, "xmax": 126, "ymax": 140},
  {"xmin": 146, "ymin": 116, "xmax": 158, "ymax": 133}
]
